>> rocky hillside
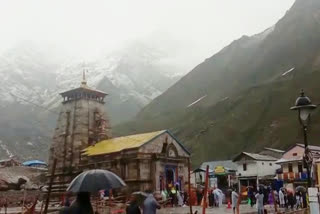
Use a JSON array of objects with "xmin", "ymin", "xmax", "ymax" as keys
[
  {"xmin": 0, "ymin": 42, "xmax": 183, "ymax": 161},
  {"xmin": 115, "ymin": 0, "xmax": 320, "ymax": 166}
]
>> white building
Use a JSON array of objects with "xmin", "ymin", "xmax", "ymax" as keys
[
  {"xmin": 233, "ymin": 152, "xmax": 280, "ymax": 189},
  {"xmin": 276, "ymin": 144, "xmax": 320, "ymax": 191}
]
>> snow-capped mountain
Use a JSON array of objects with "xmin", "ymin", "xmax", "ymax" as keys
[{"xmin": 0, "ymin": 41, "xmax": 183, "ymax": 161}]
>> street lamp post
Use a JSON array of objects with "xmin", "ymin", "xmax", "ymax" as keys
[{"xmin": 290, "ymin": 90, "xmax": 317, "ymax": 187}]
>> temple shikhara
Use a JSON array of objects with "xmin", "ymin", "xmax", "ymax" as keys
[
  {"xmin": 48, "ymin": 72, "xmax": 190, "ymax": 192},
  {"xmin": 48, "ymin": 72, "xmax": 112, "ymax": 190}
]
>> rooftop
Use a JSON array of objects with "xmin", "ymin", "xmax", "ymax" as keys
[
  {"xmin": 276, "ymin": 157, "xmax": 303, "ymax": 164},
  {"xmin": 296, "ymin": 144, "xmax": 320, "ymax": 151},
  {"xmin": 83, "ymin": 130, "xmax": 166, "ymax": 156},
  {"xmin": 263, "ymin": 147, "xmax": 285, "ymax": 153},
  {"xmin": 200, "ymin": 160, "xmax": 237, "ymax": 171},
  {"xmin": 233, "ymin": 152, "xmax": 277, "ymax": 162},
  {"xmin": 60, "ymin": 71, "xmax": 108, "ymax": 102}
]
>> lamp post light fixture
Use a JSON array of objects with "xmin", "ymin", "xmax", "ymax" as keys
[{"xmin": 290, "ymin": 90, "xmax": 317, "ymax": 187}]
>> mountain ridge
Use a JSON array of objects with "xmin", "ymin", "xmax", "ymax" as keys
[{"xmin": 115, "ymin": 0, "xmax": 320, "ymax": 166}]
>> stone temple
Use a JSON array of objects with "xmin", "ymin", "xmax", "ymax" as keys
[
  {"xmin": 48, "ymin": 72, "xmax": 111, "ymax": 189},
  {"xmin": 48, "ymin": 72, "xmax": 190, "ymax": 193}
]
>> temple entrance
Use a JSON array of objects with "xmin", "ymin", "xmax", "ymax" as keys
[
  {"xmin": 166, "ymin": 168, "xmax": 175, "ymax": 185},
  {"xmin": 165, "ymin": 165, "xmax": 177, "ymax": 189}
]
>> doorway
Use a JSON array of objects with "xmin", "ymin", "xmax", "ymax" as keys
[{"xmin": 166, "ymin": 168, "xmax": 175, "ymax": 185}]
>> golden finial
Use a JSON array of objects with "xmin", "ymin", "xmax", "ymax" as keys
[{"xmin": 81, "ymin": 62, "xmax": 87, "ymax": 87}]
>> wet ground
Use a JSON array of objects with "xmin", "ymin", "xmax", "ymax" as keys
[
  {"xmin": 158, "ymin": 205, "xmax": 307, "ymax": 214},
  {"xmin": 0, "ymin": 204, "xmax": 308, "ymax": 214}
]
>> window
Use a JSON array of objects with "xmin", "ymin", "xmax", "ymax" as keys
[
  {"xmin": 293, "ymin": 153, "xmax": 298, "ymax": 156},
  {"xmin": 262, "ymin": 162, "xmax": 264, "ymax": 165},
  {"xmin": 243, "ymin": 163, "xmax": 247, "ymax": 171},
  {"xmin": 288, "ymin": 163, "xmax": 293, "ymax": 172},
  {"xmin": 298, "ymin": 163, "xmax": 303, "ymax": 173},
  {"xmin": 269, "ymin": 163, "xmax": 272, "ymax": 166}
]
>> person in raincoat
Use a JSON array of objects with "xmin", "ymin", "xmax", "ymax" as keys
[
  {"xmin": 279, "ymin": 189, "xmax": 285, "ymax": 207},
  {"xmin": 255, "ymin": 189, "xmax": 264, "ymax": 214},
  {"xmin": 143, "ymin": 190, "xmax": 161, "ymax": 214},
  {"xmin": 268, "ymin": 191, "xmax": 274, "ymax": 205},
  {"xmin": 218, "ymin": 191, "xmax": 223, "ymax": 207},
  {"xmin": 231, "ymin": 189, "xmax": 239, "ymax": 214},
  {"xmin": 176, "ymin": 186, "xmax": 184, "ymax": 206},
  {"xmin": 213, "ymin": 189, "xmax": 219, "ymax": 207},
  {"xmin": 170, "ymin": 186, "xmax": 178, "ymax": 206}
]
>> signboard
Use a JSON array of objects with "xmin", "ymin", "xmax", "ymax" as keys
[
  {"xmin": 308, "ymin": 187, "xmax": 319, "ymax": 202},
  {"xmin": 209, "ymin": 177, "xmax": 218, "ymax": 188},
  {"xmin": 214, "ymin": 166, "xmax": 225, "ymax": 174}
]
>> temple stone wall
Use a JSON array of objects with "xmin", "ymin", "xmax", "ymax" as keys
[
  {"xmin": 48, "ymin": 97, "xmax": 111, "ymax": 183},
  {"xmin": 139, "ymin": 132, "xmax": 189, "ymax": 157}
]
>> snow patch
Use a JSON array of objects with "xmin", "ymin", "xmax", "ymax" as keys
[
  {"xmin": 282, "ymin": 67, "xmax": 295, "ymax": 76},
  {"xmin": 0, "ymin": 140, "xmax": 14, "ymax": 158},
  {"xmin": 187, "ymin": 95, "xmax": 207, "ymax": 108},
  {"xmin": 220, "ymin": 97, "xmax": 229, "ymax": 102}
]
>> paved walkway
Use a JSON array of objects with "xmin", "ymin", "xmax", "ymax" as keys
[
  {"xmin": 0, "ymin": 204, "xmax": 307, "ymax": 214},
  {"xmin": 158, "ymin": 205, "xmax": 307, "ymax": 214}
]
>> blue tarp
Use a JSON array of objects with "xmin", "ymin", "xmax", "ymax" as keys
[{"xmin": 22, "ymin": 160, "xmax": 47, "ymax": 166}]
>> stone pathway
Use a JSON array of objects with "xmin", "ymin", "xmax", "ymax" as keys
[{"xmin": 158, "ymin": 205, "xmax": 307, "ymax": 214}]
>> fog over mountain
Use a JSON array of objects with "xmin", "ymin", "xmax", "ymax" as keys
[
  {"xmin": 0, "ymin": 39, "xmax": 184, "ymax": 160},
  {"xmin": 0, "ymin": 0, "xmax": 295, "ymax": 160}
]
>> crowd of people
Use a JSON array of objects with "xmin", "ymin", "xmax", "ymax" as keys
[
  {"xmin": 57, "ymin": 184, "xmax": 309, "ymax": 214},
  {"xmin": 196, "ymin": 187, "xmax": 224, "ymax": 207},
  {"xmin": 234, "ymin": 185, "xmax": 308, "ymax": 214}
]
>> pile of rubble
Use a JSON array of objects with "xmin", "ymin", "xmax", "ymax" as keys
[{"xmin": 0, "ymin": 166, "xmax": 46, "ymax": 191}]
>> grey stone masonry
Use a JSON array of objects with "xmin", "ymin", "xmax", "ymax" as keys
[{"xmin": 48, "ymin": 81, "xmax": 111, "ymax": 186}]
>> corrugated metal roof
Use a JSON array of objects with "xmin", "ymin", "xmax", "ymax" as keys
[
  {"xmin": 83, "ymin": 130, "xmax": 165, "ymax": 156},
  {"xmin": 275, "ymin": 157, "xmax": 303, "ymax": 164},
  {"xmin": 297, "ymin": 144, "xmax": 320, "ymax": 151},
  {"xmin": 200, "ymin": 160, "xmax": 237, "ymax": 171},
  {"xmin": 243, "ymin": 152, "xmax": 277, "ymax": 161},
  {"xmin": 263, "ymin": 147, "xmax": 285, "ymax": 153},
  {"xmin": 233, "ymin": 152, "xmax": 277, "ymax": 162}
]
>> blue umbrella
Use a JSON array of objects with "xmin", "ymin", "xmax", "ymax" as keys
[{"xmin": 67, "ymin": 169, "xmax": 126, "ymax": 193}]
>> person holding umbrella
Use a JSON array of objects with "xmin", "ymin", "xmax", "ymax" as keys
[
  {"xmin": 59, "ymin": 169, "xmax": 126, "ymax": 214},
  {"xmin": 60, "ymin": 192, "xmax": 94, "ymax": 214}
]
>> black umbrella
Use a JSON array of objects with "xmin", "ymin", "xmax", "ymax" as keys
[
  {"xmin": 67, "ymin": 169, "xmax": 126, "ymax": 193},
  {"xmin": 295, "ymin": 186, "xmax": 306, "ymax": 193},
  {"xmin": 132, "ymin": 192, "xmax": 148, "ymax": 205}
]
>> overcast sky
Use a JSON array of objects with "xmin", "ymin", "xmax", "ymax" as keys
[{"xmin": 0, "ymin": 0, "xmax": 295, "ymax": 70}]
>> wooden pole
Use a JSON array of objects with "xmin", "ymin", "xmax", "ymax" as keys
[
  {"xmin": 109, "ymin": 189, "xmax": 113, "ymax": 213},
  {"xmin": 202, "ymin": 165, "xmax": 209, "ymax": 214},
  {"xmin": 44, "ymin": 158, "xmax": 57, "ymax": 214},
  {"xmin": 22, "ymin": 189, "xmax": 26, "ymax": 213},
  {"xmin": 272, "ymin": 189, "xmax": 278, "ymax": 213},
  {"xmin": 187, "ymin": 158, "xmax": 193, "ymax": 214},
  {"xmin": 40, "ymin": 200, "xmax": 44, "ymax": 214},
  {"xmin": 236, "ymin": 186, "xmax": 242, "ymax": 214},
  {"xmin": 4, "ymin": 198, "xmax": 7, "ymax": 214}
]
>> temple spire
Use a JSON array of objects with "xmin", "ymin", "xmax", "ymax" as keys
[{"xmin": 81, "ymin": 69, "xmax": 87, "ymax": 87}]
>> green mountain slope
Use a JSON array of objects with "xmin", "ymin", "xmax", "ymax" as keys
[{"xmin": 114, "ymin": 0, "xmax": 320, "ymax": 166}]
